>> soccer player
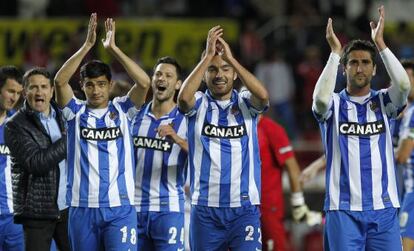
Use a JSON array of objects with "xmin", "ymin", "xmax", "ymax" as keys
[
  {"xmin": 312, "ymin": 6, "xmax": 411, "ymax": 251},
  {"xmin": 133, "ymin": 56, "xmax": 188, "ymax": 250},
  {"xmin": 258, "ymin": 115, "xmax": 320, "ymax": 251},
  {"xmin": 178, "ymin": 26, "xmax": 269, "ymax": 250},
  {"xmin": 53, "ymin": 14, "xmax": 150, "ymax": 250},
  {"xmin": 0, "ymin": 66, "xmax": 23, "ymax": 251},
  {"xmin": 395, "ymin": 59, "xmax": 414, "ymax": 251}
]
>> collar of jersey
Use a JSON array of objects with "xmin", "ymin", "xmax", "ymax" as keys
[
  {"xmin": 144, "ymin": 101, "xmax": 178, "ymax": 120},
  {"xmin": 339, "ymin": 89, "xmax": 379, "ymax": 104},
  {"xmin": 205, "ymin": 89, "xmax": 238, "ymax": 110}
]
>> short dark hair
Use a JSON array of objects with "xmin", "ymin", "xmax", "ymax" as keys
[
  {"xmin": 80, "ymin": 60, "xmax": 112, "ymax": 82},
  {"xmin": 23, "ymin": 67, "xmax": 51, "ymax": 88},
  {"xmin": 401, "ymin": 59, "xmax": 414, "ymax": 73},
  {"xmin": 341, "ymin": 39, "xmax": 377, "ymax": 66},
  {"xmin": 153, "ymin": 56, "xmax": 182, "ymax": 80},
  {"xmin": 0, "ymin": 66, "xmax": 22, "ymax": 89}
]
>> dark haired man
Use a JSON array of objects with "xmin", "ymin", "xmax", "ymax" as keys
[
  {"xmin": 5, "ymin": 67, "xmax": 69, "ymax": 251},
  {"xmin": 54, "ymin": 14, "xmax": 150, "ymax": 250},
  {"xmin": 312, "ymin": 6, "xmax": 411, "ymax": 250},
  {"xmin": 0, "ymin": 66, "xmax": 24, "ymax": 251},
  {"xmin": 132, "ymin": 56, "xmax": 188, "ymax": 251}
]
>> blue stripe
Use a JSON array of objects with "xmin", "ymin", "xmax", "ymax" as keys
[
  {"xmin": 356, "ymin": 101, "xmax": 372, "ymax": 210},
  {"xmin": 236, "ymin": 102, "xmax": 250, "ymax": 207},
  {"xmin": 141, "ymin": 118, "xmax": 159, "ymax": 211},
  {"xmin": 219, "ymin": 106, "xmax": 230, "ymax": 207},
  {"xmin": 79, "ymin": 114, "xmax": 90, "ymax": 206},
  {"xmin": 66, "ymin": 119, "xmax": 76, "ymax": 206},
  {"xmin": 323, "ymin": 115, "xmax": 333, "ymax": 210},
  {"xmin": 338, "ymin": 99, "xmax": 350, "ymax": 210},
  {"xmin": 198, "ymin": 101, "xmax": 212, "ymax": 206},
  {"xmin": 114, "ymin": 105, "xmax": 130, "ymax": 206},
  {"xmin": 96, "ymin": 118, "xmax": 110, "ymax": 207},
  {"xmin": 188, "ymin": 112, "xmax": 196, "ymax": 202},
  {"xmin": 375, "ymin": 95, "xmax": 391, "ymax": 208},
  {"xmin": 172, "ymin": 114, "xmax": 187, "ymax": 212}
]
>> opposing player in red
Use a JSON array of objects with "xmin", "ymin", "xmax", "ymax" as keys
[{"xmin": 258, "ymin": 115, "xmax": 320, "ymax": 251}]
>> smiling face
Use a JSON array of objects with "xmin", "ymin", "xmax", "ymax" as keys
[
  {"xmin": 25, "ymin": 74, "xmax": 53, "ymax": 115},
  {"xmin": 0, "ymin": 78, "xmax": 22, "ymax": 112},
  {"xmin": 151, "ymin": 63, "xmax": 181, "ymax": 103},
  {"xmin": 204, "ymin": 55, "xmax": 237, "ymax": 100}
]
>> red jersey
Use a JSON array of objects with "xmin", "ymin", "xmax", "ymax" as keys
[{"xmin": 258, "ymin": 116, "xmax": 294, "ymax": 218}]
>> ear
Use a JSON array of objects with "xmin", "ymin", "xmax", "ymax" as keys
[
  {"xmin": 175, "ymin": 80, "xmax": 182, "ymax": 91},
  {"xmin": 372, "ymin": 65, "xmax": 376, "ymax": 76},
  {"xmin": 22, "ymin": 89, "xmax": 27, "ymax": 98},
  {"xmin": 233, "ymin": 72, "xmax": 237, "ymax": 81},
  {"xmin": 79, "ymin": 81, "xmax": 84, "ymax": 91}
]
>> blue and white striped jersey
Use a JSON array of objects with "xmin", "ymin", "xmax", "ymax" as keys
[
  {"xmin": 186, "ymin": 89, "xmax": 264, "ymax": 208},
  {"xmin": 398, "ymin": 103, "xmax": 414, "ymax": 193},
  {"xmin": 0, "ymin": 113, "xmax": 13, "ymax": 215},
  {"xmin": 315, "ymin": 89, "xmax": 401, "ymax": 211},
  {"xmin": 62, "ymin": 96, "xmax": 137, "ymax": 208},
  {"xmin": 132, "ymin": 103, "xmax": 187, "ymax": 212}
]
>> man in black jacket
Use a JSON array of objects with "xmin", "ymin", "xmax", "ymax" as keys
[{"xmin": 4, "ymin": 68, "xmax": 69, "ymax": 251}]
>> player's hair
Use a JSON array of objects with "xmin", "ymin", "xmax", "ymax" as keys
[
  {"xmin": 80, "ymin": 60, "xmax": 112, "ymax": 82},
  {"xmin": 0, "ymin": 66, "xmax": 22, "ymax": 90},
  {"xmin": 153, "ymin": 56, "xmax": 182, "ymax": 80},
  {"xmin": 401, "ymin": 59, "xmax": 414, "ymax": 74},
  {"xmin": 23, "ymin": 67, "xmax": 52, "ymax": 88},
  {"xmin": 340, "ymin": 39, "xmax": 377, "ymax": 66}
]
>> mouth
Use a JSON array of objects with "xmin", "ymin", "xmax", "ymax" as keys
[
  {"xmin": 157, "ymin": 86, "xmax": 167, "ymax": 92},
  {"xmin": 34, "ymin": 97, "xmax": 45, "ymax": 105},
  {"xmin": 213, "ymin": 79, "xmax": 226, "ymax": 86}
]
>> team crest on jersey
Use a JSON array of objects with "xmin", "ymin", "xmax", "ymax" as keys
[
  {"xmin": 0, "ymin": 144, "xmax": 10, "ymax": 155},
  {"xmin": 133, "ymin": 136, "xmax": 173, "ymax": 152},
  {"xmin": 109, "ymin": 111, "xmax": 118, "ymax": 120},
  {"xmin": 80, "ymin": 126, "xmax": 122, "ymax": 141},
  {"xmin": 339, "ymin": 121, "xmax": 385, "ymax": 136},
  {"xmin": 202, "ymin": 123, "xmax": 247, "ymax": 138},
  {"xmin": 231, "ymin": 105, "xmax": 240, "ymax": 115},
  {"xmin": 369, "ymin": 101, "xmax": 379, "ymax": 112}
]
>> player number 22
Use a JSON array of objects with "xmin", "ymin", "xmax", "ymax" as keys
[{"xmin": 120, "ymin": 226, "xmax": 137, "ymax": 245}]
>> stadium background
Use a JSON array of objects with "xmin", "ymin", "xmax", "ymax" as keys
[{"xmin": 1, "ymin": 0, "xmax": 414, "ymax": 250}]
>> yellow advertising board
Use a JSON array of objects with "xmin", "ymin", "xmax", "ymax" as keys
[{"xmin": 0, "ymin": 18, "xmax": 239, "ymax": 70}]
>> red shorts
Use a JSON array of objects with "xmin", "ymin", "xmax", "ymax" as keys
[{"xmin": 261, "ymin": 209, "xmax": 286, "ymax": 251}]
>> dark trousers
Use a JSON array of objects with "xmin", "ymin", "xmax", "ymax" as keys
[{"xmin": 22, "ymin": 209, "xmax": 70, "ymax": 251}]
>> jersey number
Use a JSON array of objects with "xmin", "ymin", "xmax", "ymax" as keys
[
  {"xmin": 168, "ymin": 227, "xmax": 184, "ymax": 244},
  {"xmin": 120, "ymin": 226, "xmax": 137, "ymax": 245}
]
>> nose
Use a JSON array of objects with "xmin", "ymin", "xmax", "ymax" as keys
[
  {"xmin": 356, "ymin": 64, "xmax": 363, "ymax": 72},
  {"xmin": 216, "ymin": 69, "xmax": 224, "ymax": 78}
]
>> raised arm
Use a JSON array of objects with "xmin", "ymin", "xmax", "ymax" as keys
[
  {"xmin": 54, "ymin": 13, "xmax": 97, "ymax": 107},
  {"xmin": 371, "ymin": 6, "xmax": 410, "ymax": 107},
  {"xmin": 312, "ymin": 18, "xmax": 341, "ymax": 116},
  {"xmin": 102, "ymin": 18, "xmax": 150, "ymax": 107},
  {"xmin": 177, "ymin": 26, "xmax": 222, "ymax": 113},
  {"xmin": 216, "ymin": 37, "xmax": 269, "ymax": 110}
]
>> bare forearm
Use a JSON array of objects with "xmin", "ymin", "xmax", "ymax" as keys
[
  {"xmin": 55, "ymin": 45, "xmax": 91, "ymax": 86},
  {"xmin": 178, "ymin": 56, "xmax": 211, "ymax": 112},
  {"xmin": 227, "ymin": 57, "xmax": 269, "ymax": 105},
  {"xmin": 285, "ymin": 157, "xmax": 302, "ymax": 193}
]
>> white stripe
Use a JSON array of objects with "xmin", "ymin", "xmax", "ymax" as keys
[
  {"xmin": 134, "ymin": 118, "xmax": 151, "ymax": 211},
  {"xmin": 192, "ymin": 96, "xmax": 207, "ymax": 204},
  {"xmin": 348, "ymin": 101, "xmax": 362, "ymax": 210},
  {"xmin": 5, "ymin": 156, "xmax": 13, "ymax": 213},
  {"xmin": 207, "ymin": 103, "xmax": 221, "ymax": 207},
  {"xmin": 367, "ymin": 102, "xmax": 384, "ymax": 210},
  {"xmin": 87, "ymin": 116, "xmax": 100, "ymax": 207},
  {"xmin": 71, "ymin": 108, "xmax": 84, "ymax": 207},
  {"xmin": 105, "ymin": 114, "xmax": 121, "ymax": 207},
  {"xmin": 228, "ymin": 111, "xmax": 242, "ymax": 207}
]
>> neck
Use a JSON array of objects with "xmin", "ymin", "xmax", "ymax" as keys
[
  {"xmin": 211, "ymin": 90, "xmax": 232, "ymax": 101},
  {"xmin": 151, "ymin": 99, "xmax": 175, "ymax": 119},
  {"xmin": 346, "ymin": 85, "xmax": 370, "ymax": 97},
  {"xmin": 0, "ymin": 109, "xmax": 6, "ymax": 124}
]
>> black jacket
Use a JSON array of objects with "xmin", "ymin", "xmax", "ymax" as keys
[{"xmin": 4, "ymin": 100, "xmax": 66, "ymax": 223}]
